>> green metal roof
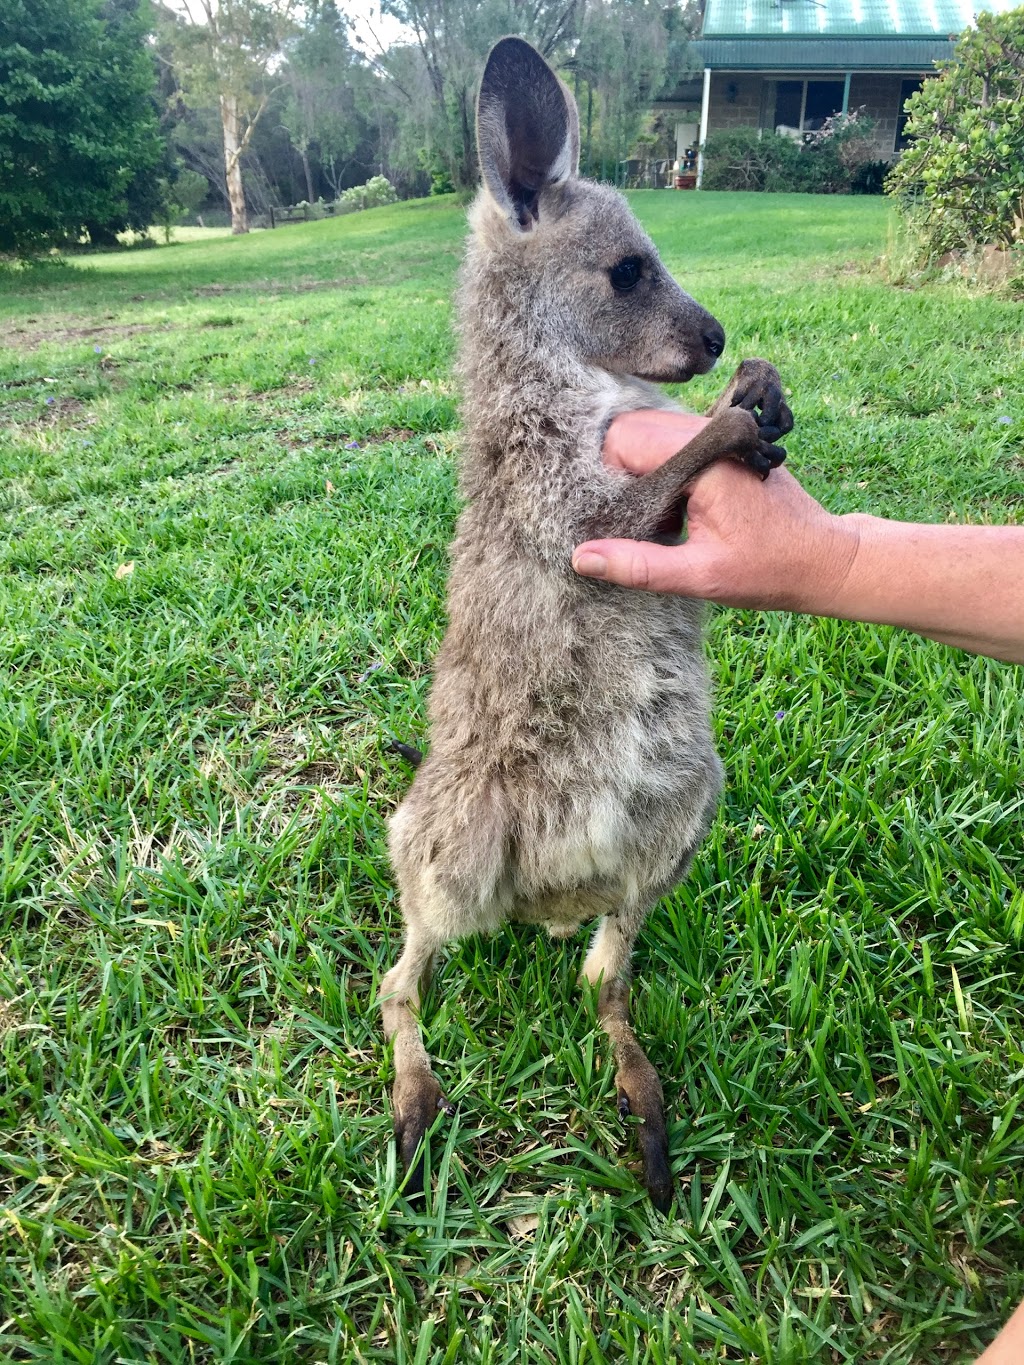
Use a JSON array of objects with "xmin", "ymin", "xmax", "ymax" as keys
[
  {"xmin": 702, "ymin": 0, "xmax": 1019, "ymax": 39},
  {"xmin": 692, "ymin": 35, "xmax": 957, "ymax": 66}
]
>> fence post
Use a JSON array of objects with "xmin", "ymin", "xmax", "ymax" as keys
[{"xmin": 270, "ymin": 206, "xmax": 275, "ymax": 229}]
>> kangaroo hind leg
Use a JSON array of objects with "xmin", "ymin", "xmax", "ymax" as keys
[
  {"xmin": 380, "ymin": 914, "xmax": 453, "ymax": 1197},
  {"xmin": 582, "ymin": 914, "xmax": 672, "ymax": 1213}
]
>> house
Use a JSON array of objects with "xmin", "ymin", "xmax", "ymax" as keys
[{"xmin": 653, "ymin": 0, "xmax": 1020, "ymax": 186}]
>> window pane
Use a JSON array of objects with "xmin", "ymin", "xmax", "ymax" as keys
[
  {"xmin": 804, "ymin": 80, "xmax": 845, "ymax": 129},
  {"xmin": 895, "ymin": 78, "xmax": 923, "ymax": 151},
  {"xmin": 774, "ymin": 80, "xmax": 803, "ymax": 130}
]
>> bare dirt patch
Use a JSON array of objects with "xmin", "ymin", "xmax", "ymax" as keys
[
  {"xmin": 192, "ymin": 276, "xmax": 366, "ymax": 298},
  {"xmin": 0, "ymin": 322, "xmax": 170, "ymax": 351},
  {"xmin": 4, "ymin": 395, "xmax": 90, "ymax": 427}
]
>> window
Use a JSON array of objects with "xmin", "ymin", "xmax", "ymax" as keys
[
  {"xmin": 772, "ymin": 79, "xmax": 845, "ymax": 134},
  {"xmin": 895, "ymin": 78, "xmax": 923, "ymax": 152}
]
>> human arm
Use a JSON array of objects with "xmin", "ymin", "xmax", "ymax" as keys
[
  {"xmin": 573, "ymin": 410, "xmax": 1024, "ymax": 665},
  {"xmin": 974, "ymin": 1297, "xmax": 1024, "ymax": 1364}
]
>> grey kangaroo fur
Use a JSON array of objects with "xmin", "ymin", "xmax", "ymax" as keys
[{"xmin": 381, "ymin": 36, "xmax": 793, "ymax": 1211}]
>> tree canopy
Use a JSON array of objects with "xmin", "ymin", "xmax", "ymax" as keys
[
  {"xmin": 886, "ymin": 6, "xmax": 1024, "ymax": 254},
  {"xmin": 0, "ymin": 0, "xmax": 164, "ymax": 253},
  {"xmin": 2, "ymin": 0, "xmax": 697, "ymax": 246}
]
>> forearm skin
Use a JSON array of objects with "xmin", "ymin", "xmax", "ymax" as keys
[{"xmin": 809, "ymin": 516, "xmax": 1024, "ymax": 665}]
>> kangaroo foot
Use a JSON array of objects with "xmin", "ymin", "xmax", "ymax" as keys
[
  {"xmin": 393, "ymin": 1070, "xmax": 454, "ymax": 1197},
  {"xmin": 616, "ymin": 1060, "xmax": 672, "ymax": 1213}
]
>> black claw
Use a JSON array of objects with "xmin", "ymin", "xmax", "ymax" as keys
[
  {"xmin": 438, "ymin": 1096, "xmax": 456, "ymax": 1115},
  {"xmin": 618, "ymin": 1093, "xmax": 631, "ymax": 1119},
  {"xmin": 744, "ymin": 448, "xmax": 774, "ymax": 480}
]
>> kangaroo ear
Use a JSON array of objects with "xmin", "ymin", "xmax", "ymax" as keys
[{"xmin": 477, "ymin": 36, "xmax": 579, "ymax": 231}]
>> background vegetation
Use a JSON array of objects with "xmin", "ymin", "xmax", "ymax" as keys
[
  {"xmin": 886, "ymin": 7, "xmax": 1024, "ymax": 260},
  {"xmin": 702, "ymin": 115, "xmax": 887, "ymax": 197},
  {"xmin": 1, "ymin": 192, "xmax": 1022, "ymax": 1363},
  {"xmin": 1, "ymin": 0, "xmax": 701, "ymax": 247}
]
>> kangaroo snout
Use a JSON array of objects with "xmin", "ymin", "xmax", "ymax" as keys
[{"xmin": 674, "ymin": 296, "xmax": 726, "ymax": 379}]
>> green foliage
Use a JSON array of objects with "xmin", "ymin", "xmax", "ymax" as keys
[
  {"xmin": 336, "ymin": 175, "xmax": 398, "ymax": 212},
  {"xmin": 279, "ymin": 1, "xmax": 375, "ymax": 200},
  {"xmin": 0, "ymin": 0, "xmax": 165, "ymax": 254},
  {"xmin": 703, "ymin": 113, "xmax": 882, "ymax": 195},
  {"xmin": 702, "ymin": 128, "xmax": 806, "ymax": 192},
  {"xmin": 886, "ymin": 8, "xmax": 1024, "ymax": 255},
  {"xmin": 571, "ymin": 0, "xmax": 680, "ymax": 181}
]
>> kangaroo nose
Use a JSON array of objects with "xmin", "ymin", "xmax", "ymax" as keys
[{"xmin": 702, "ymin": 324, "xmax": 726, "ymax": 359}]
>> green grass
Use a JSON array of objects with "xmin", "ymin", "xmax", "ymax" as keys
[{"xmin": 1, "ymin": 191, "xmax": 1022, "ymax": 1364}]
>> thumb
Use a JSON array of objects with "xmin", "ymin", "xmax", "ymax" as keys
[{"xmin": 572, "ymin": 539, "xmax": 710, "ymax": 595}]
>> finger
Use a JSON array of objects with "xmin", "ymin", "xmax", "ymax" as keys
[
  {"xmin": 573, "ymin": 540, "xmax": 708, "ymax": 595},
  {"xmin": 758, "ymin": 385, "xmax": 783, "ymax": 429}
]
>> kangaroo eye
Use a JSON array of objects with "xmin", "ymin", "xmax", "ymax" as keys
[{"xmin": 609, "ymin": 256, "xmax": 643, "ymax": 292}]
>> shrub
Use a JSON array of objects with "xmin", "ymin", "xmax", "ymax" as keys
[
  {"xmin": 0, "ymin": 0, "xmax": 166, "ymax": 254},
  {"xmin": 702, "ymin": 114, "xmax": 881, "ymax": 195},
  {"xmin": 804, "ymin": 111, "xmax": 881, "ymax": 192},
  {"xmin": 886, "ymin": 7, "xmax": 1024, "ymax": 255},
  {"xmin": 701, "ymin": 128, "xmax": 805, "ymax": 192},
  {"xmin": 336, "ymin": 175, "xmax": 398, "ymax": 213}
]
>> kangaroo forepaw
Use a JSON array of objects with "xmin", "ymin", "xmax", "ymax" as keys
[
  {"xmin": 730, "ymin": 358, "xmax": 794, "ymax": 445},
  {"xmin": 616, "ymin": 1084, "xmax": 673, "ymax": 1214},
  {"xmin": 744, "ymin": 439, "xmax": 788, "ymax": 481},
  {"xmin": 393, "ymin": 1072, "xmax": 452, "ymax": 1196}
]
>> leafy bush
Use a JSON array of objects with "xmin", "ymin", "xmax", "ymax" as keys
[
  {"xmin": 804, "ymin": 111, "xmax": 881, "ymax": 192},
  {"xmin": 702, "ymin": 113, "xmax": 882, "ymax": 195},
  {"xmin": 886, "ymin": 8, "xmax": 1024, "ymax": 254},
  {"xmin": 335, "ymin": 175, "xmax": 398, "ymax": 213},
  {"xmin": 701, "ymin": 128, "xmax": 805, "ymax": 192},
  {"xmin": 0, "ymin": 0, "xmax": 166, "ymax": 254}
]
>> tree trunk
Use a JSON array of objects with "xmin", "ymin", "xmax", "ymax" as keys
[
  {"xmin": 457, "ymin": 86, "xmax": 474, "ymax": 188},
  {"xmin": 299, "ymin": 141, "xmax": 315, "ymax": 203},
  {"xmin": 220, "ymin": 92, "xmax": 248, "ymax": 234},
  {"xmin": 585, "ymin": 83, "xmax": 594, "ymax": 177}
]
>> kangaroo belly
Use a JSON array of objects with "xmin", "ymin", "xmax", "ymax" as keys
[{"xmin": 509, "ymin": 698, "xmax": 724, "ymax": 929}]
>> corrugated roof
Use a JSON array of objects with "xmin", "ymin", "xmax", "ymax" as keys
[
  {"xmin": 693, "ymin": 35, "xmax": 956, "ymax": 65},
  {"xmin": 702, "ymin": 0, "xmax": 1019, "ymax": 39}
]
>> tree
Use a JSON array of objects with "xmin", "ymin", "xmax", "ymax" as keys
[
  {"xmin": 279, "ymin": 3, "xmax": 373, "ymax": 201},
  {"xmin": 375, "ymin": 0, "xmax": 583, "ymax": 190},
  {"xmin": 160, "ymin": 0, "xmax": 296, "ymax": 232},
  {"xmin": 569, "ymin": 0, "xmax": 673, "ymax": 181},
  {"xmin": 886, "ymin": 7, "xmax": 1024, "ymax": 254},
  {"xmin": 0, "ymin": 0, "xmax": 165, "ymax": 253}
]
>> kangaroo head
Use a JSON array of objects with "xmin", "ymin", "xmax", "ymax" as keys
[{"xmin": 474, "ymin": 36, "xmax": 725, "ymax": 384}]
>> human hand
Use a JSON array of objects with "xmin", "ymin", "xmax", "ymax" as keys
[
  {"xmin": 603, "ymin": 409, "xmax": 713, "ymax": 475},
  {"xmin": 576, "ymin": 410, "xmax": 858, "ymax": 611}
]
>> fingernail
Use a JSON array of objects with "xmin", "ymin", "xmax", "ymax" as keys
[{"xmin": 573, "ymin": 551, "xmax": 607, "ymax": 577}]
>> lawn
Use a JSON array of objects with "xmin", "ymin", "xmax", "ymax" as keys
[{"xmin": 0, "ymin": 192, "xmax": 1022, "ymax": 1365}]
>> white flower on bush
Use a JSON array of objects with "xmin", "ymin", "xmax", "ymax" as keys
[{"xmin": 335, "ymin": 176, "xmax": 398, "ymax": 213}]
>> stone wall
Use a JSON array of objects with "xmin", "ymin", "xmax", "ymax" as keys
[
  {"xmin": 707, "ymin": 74, "xmax": 766, "ymax": 130},
  {"xmin": 848, "ymin": 74, "xmax": 912, "ymax": 157}
]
